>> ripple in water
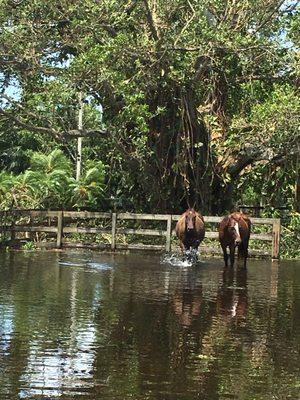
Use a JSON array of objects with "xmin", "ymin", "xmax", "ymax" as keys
[
  {"xmin": 58, "ymin": 261, "xmax": 85, "ymax": 267},
  {"xmin": 2, "ymin": 251, "xmax": 299, "ymax": 400},
  {"xmin": 86, "ymin": 262, "xmax": 112, "ymax": 271},
  {"xmin": 59, "ymin": 260, "xmax": 112, "ymax": 271},
  {"xmin": 18, "ymin": 324, "xmax": 97, "ymax": 398}
]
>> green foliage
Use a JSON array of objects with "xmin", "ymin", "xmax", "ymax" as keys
[
  {"xmin": 281, "ymin": 212, "xmax": 300, "ymax": 259},
  {"xmin": 0, "ymin": 0, "xmax": 299, "ymax": 234},
  {"xmin": 70, "ymin": 160, "xmax": 106, "ymax": 209},
  {"xmin": 0, "ymin": 171, "xmax": 16, "ymax": 208},
  {"xmin": 21, "ymin": 241, "xmax": 36, "ymax": 251},
  {"xmin": 0, "ymin": 150, "xmax": 106, "ymax": 210}
]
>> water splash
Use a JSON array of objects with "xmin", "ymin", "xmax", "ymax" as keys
[{"xmin": 161, "ymin": 252, "xmax": 195, "ymax": 267}]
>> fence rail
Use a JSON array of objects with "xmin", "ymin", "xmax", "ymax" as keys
[{"xmin": 0, "ymin": 210, "xmax": 281, "ymax": 259}]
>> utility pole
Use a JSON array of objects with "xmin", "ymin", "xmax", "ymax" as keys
[{"xmin": 76, "ymin": 92, "xmax": 84, "ymax": 181}]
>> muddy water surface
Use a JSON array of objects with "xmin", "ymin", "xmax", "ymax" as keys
[{"xmin": 0, "ymin": 250, "xmax": 299, "ymax": 399}]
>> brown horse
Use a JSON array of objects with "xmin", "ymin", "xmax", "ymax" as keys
[
  {"xmin": 219, "ymin": 212, "xmax": 251, "ymax": 268},
  {"xmin": 175, "ymin": 208, "xmax": 205, "ymax": 261}
]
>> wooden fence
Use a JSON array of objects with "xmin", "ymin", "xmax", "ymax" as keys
[{"xmin": 0, "ymin": 210, "xmax": 281, "ymax": 259}]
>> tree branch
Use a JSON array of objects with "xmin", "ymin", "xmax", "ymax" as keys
[
  {"xmin": 228, "ymin": 143, "xmax": 300, "ymax": 178},
  {"xmin": 0, "ymin": 107, "xmax": 62, "ymax": 140},
  {"xmin": 253, "ymin": 0, "xmax": 286, "ymax": 34},
  {"xmin": 0, "ymin": 94, "xmax": 108, "ymax": 140},
  {"xmin": 142, "ymin": 0, "xmax": 160, "ymax": 41},
  {"xmin": 174, "ymin": 0, "xmax": 196, "ymax": 46},
  {"xmin": 236, "ymin": 73, "xmax": 292, "ymax": 83}
]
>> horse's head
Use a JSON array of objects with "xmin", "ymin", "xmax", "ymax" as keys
[
  {"xmin": 185, "ymin": 209, "xmax": 196, "ymax": 232},
  {"xmin": 227, "ymin": 216, "xmax": 241, "ymax": 246}
]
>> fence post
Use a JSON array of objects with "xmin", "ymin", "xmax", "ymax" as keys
[
  {"xmin": 271, "ymin": 218, "xmax": 281, "ymax": 260},
  {"xmin": 11, "ymin": 210, "xmax": 16, "ymax": 242},
  {"xmin": 111, "ymin": 212, "xmax": 117, "ymax": 250},
  {"xmin": 165, "ymin": 215, "xmax": 172, "ymax": 252},
  {"xmin": 2, "ymin": 211, "xmax": 9, "ymax": 242},
  {"xmin": 25, "ymin": 214, "xmax": 33, "ymax": 240},
  {"xmin": 56, "ymin": 211, "xmax": 63, "ymax": 248}
]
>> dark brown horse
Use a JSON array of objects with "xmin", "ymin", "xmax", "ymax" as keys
[
  {"xmin": 175, "ymin": 208, "xmax": 205, "ymax": 260},
  {"xmin": 219, "ymin": 212, "xmax": 251, "ymax": 268}
]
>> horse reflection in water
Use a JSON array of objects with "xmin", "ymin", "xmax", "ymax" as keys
[
  {"xmin": 216, "ymin": 266, "xmax": 248, "ymax": 324},
  {"xmin": 172, "ymin": 268, "xmax": 203, "ymax": 328},
  {"xmin": 172, "ymin": 266, "xmax": 248, "ymax": 330}
]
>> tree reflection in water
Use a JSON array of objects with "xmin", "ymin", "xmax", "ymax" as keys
[{"xmin": 0, "ymin": 251, "xmax": 299, "ymax": 400}]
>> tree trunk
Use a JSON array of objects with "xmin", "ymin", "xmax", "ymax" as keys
[
  {"xmin": 177, "ymin": 87, "xmax": 212, "ymax": 213},
  {"xmin": 147, "ymin": 85, "xmax": 212, "ymax": 214},
  {"xmin": 211, "ymin": 177, "xmax": 235, "ymax": 215}
]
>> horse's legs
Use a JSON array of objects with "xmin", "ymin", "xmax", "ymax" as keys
[
  {"xmin": 184, "ymin": 246, "xmax": 198, "ymax": 263},
  {"xmin": 238, "ymin": 243, "xmax": 248, "ymax": 268},
  {"xmin": 180, "ymin": 243, "xmax": 190, "ymax": 261},
  {"xmin": 229, "ymin": 245, "xmax": 235, "ymax": 267},
  {"xmin": 243, "ymin": 243, "xmax": 249, "ymax": 268},
  {"xmin": 237, "ymin": 245, "xmax": 242, "ymax": 267},
  {"xmin": 180, "ymin": 241, "xmax": 185, "ymax": 254},
  {"xmin": 193, "ymin": 247, "xmax": 199, "ymax": 263},
  {"xmin": 221, "ymin": 244, "xmax": 228, "ymax": 267}
]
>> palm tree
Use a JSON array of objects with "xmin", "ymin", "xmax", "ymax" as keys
[
  {"xmin": 71, "ymin": 161, "xmax": 106, "ymax": 209},
  {"xmin": 0, "ymin": 171, "xmax": 16, "ymax": 209},
  {"xmin": 28, "ymin": 149, "xmax": 73, "ymax": 209},
  {"xmin": 30, "ymin": 149, "xmax": 72, "ymax": 175},
  {"xmin": 0, "ymin": 150, "xmax": 106, "ymax": 210}
]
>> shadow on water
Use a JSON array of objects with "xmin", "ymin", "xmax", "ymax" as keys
[{"xmin": 0, "ymin": 250, "xmax": 299, "ymax": 399}]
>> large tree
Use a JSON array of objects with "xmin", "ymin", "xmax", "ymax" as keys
[{"xmin": 0, "ymin": 0, "xmax": 299, "ymax": 213}]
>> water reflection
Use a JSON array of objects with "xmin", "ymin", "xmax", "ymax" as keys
[
  {"xmin": 0, "ymin": 251, "xmax": 299, "ymax": 399},
  {"xmin": 172, "ymin": 268, "xmax": 203, "ymax": 328},
  {"xmin": 216, "ymin": 267, "xmax": 248, "ymax": 323}
]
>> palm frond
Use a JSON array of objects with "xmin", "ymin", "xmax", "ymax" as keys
[
  {"xmin": 30, "ymin": 152, "xmax": 49, "ymax": 172},
  {"xmin": 48, "ymin": 149, "xmax": 72, "ymax": 173}
]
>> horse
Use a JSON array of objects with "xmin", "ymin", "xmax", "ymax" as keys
[
  {"xmin": 218, "ymin": 212, "xmax": 251, "ymax": 268},
  {"xmin": 175, "ymin": 208, "xmax": 205, "ymax": 262}
]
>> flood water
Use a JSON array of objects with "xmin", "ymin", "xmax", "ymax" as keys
[{"xmin": 0, "ymin": 250, "xmax": 299, "ymax": 400}]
